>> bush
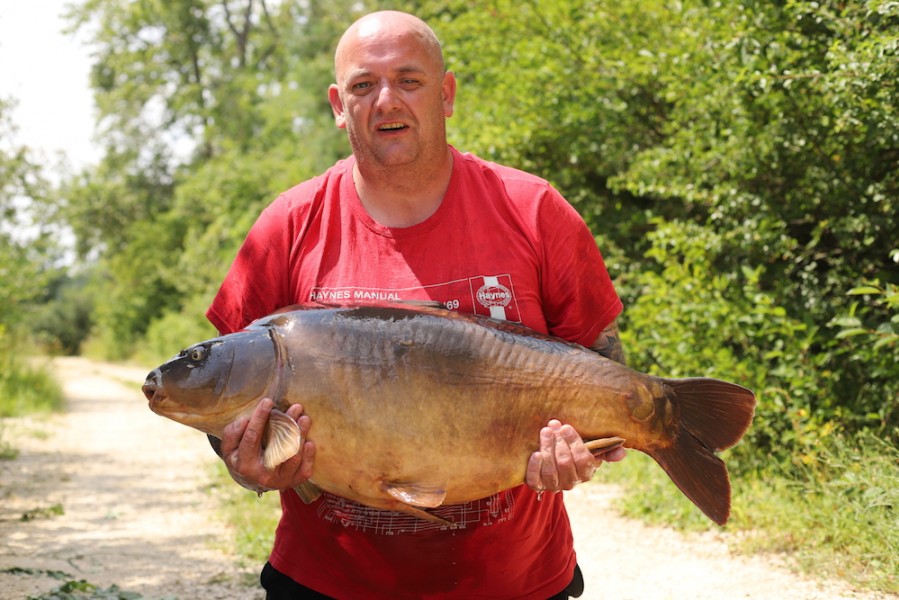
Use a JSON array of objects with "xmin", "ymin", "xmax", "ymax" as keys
[
  {"xmin": 134, "ymin": 298, "xmax": 218, "ymax": 367},
  {"xmin": 0, "ymin": 327, "xmax": 64, "ymax": 418}
]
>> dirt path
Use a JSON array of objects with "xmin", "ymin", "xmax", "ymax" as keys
[
  {"xmin": 0, "ymin": 357, "xmax": 892, "ymax": 599},
  {"xmin": 0, "ymin": 357, "xmax": 262, "ymax": 599}
]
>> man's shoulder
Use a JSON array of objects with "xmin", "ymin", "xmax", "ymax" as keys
[
  {"xmin": 278, "ymin": 156, "xmax": 353, "ymax": 209},
  {"xmin": 455, "ymin": 148, "xmax": 552, "ymax": 192}
]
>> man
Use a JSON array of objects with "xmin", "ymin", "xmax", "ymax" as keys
[{"xmin": 207, "ymin": 10, "xmax": 626, "ymax": 599}]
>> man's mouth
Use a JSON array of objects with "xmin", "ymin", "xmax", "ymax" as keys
[{"xmin": 378, "ymin": 122, "xmax": 407, "ymax": 131}]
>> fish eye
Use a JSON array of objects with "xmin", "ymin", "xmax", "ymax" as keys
[{"xmin": 189, "ymin": 346, "xmax": 207, "ymax": 362}]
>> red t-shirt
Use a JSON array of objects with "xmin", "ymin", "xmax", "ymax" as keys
[{"xmin": 207, "ymin": 147, "xmax": 622, "ymax": 600}]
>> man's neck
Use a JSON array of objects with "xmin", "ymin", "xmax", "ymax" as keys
[{"xmin": 353, "ymin": 147, "xmax": 454, "ymax": 228}]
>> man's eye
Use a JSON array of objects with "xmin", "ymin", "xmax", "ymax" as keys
[{"xmin": 352, "ymin": 81, "xmax": 372, "ymax": 90}]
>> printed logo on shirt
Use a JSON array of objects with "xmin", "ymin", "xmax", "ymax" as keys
[
  {"xmin": 470, "ymin": 275, "xmax": 520, "ymax": 322},
  {"xmin": 309, "ymin": 288, "xmax": 403, "ymax": 304}
]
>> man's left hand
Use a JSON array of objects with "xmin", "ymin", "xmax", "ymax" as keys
[{"xmin": 526, "ymin": 419, "xmax": 626, "ymax": 493}]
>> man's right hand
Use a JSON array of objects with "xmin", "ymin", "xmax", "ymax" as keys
[{"xmin": 220, "ymin": 398, "xmax": 315, "ymax": 493}]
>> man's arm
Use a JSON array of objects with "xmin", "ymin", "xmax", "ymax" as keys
[{"xmin": 589, "ymin": 318, "xmax": 626, "ymax": 365}]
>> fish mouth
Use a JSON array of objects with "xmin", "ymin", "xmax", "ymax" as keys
[{"xmin": 142, "ymin": 369, "xmax": 166, "ymax": 409}]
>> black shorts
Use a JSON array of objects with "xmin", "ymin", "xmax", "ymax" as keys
[{"xmin": 260, "ymin": 561, "xmax": 585, "ymax": 599}]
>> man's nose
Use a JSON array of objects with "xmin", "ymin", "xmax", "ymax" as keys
[{"xmin": 374, "ymin": 82, "xmax": 401, "ymax": 111}]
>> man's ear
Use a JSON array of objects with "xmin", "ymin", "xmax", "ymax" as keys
[
  {"xmin": 442, "ymin": 71, "xmax": 457, "ymax": 118},
  {"xmin": 328, "ymin": 84, "xmax": 347, "ymax": 129}
]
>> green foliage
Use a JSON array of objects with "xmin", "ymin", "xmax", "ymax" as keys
[
  {"xmin": 737, "ymin": 433, "xmax": 899, "ymax": 593},
  {"xmin": 830, "ymin": 276, "xmax": 899, "ymax": 433},
  {"xmin": 0, "ymin": 98, "xmax": 66, "ymax": 427},
  {"xmin": 0, "ymin": 339, "xmax": 65, "ymax": 418},
  {"xmin": 134, "ymin": 296, "xmax": 217, "ymax": 366},
  {"xmin": 21, "ymin": 503, "xmax": 66, "ymax": 522},
  {"xmin": 31, "ymin": 275, "xmax": 95, "ymax": 356},
  {"xmin": 27, "ymin": 579, "xmax": 147, "ymax": 600},
  {"xmin": 58, "ymin": 0, "xmax": 367, "ymax": 354},
  {"xmin": 0, "ymin": 97, "xmax": 61, "ymax": 330},
  {"xmin": 618, "ymin": 219, "xmax": 832, "ymax": 470}
]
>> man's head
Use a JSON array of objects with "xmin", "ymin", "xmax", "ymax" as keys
[{"xmin": 328, "ymin": 11, "xmax": 456, "ymax": 173}]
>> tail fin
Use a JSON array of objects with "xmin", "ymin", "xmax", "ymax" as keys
[{"xmin": 648, "ymin": 378, "xmax": 756, "ymax": 525}]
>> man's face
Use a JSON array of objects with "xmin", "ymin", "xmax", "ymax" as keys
[{"xmin": 329, "ymin": 25, "xmax": 455, "ymax": 171}]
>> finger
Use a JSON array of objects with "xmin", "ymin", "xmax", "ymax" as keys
[
  {"xmin": 221, "ymin": 416, "xmax": 250, "ymax": 456},
  {"xmin": 540, "ymin": 426, "xmax": 560, "ymax": 490},
  {"xmin": 552, "ymin": 427, "xmax": 578, "ymax": 489},
  {"xmin": 560, "ymin": 424, "xmax": 597, "ymax": 482},
  {"xmin": 526, "ymin": 451, "xmax": 544, "ymax": 490},
  {"xmin": 297, "ymin": 415, "xmax": 312, "ymax": 438},
  {"xmin": 238, "ymin": 398, "xmax": 273, "ymax": 462},
  {"xmin": 286, "ymin": 403, "xmax": 304, "ymax": 421},
  {"xmin": 298, "ymin": 440, "xmax": 315, "ymax": 481},
  {"xmin": 272, "ymin": 437, "xmax": 316, "ymax": 488}
]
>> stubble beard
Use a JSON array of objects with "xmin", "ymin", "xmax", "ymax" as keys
[{"xmin": 348, "ymin": 121, "xmax": 448, "ymax": 192}]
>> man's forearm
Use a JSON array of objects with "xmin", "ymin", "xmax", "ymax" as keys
[{"xmin": 590, "ymin": 320, "xmax": 626, "ymax": 365}]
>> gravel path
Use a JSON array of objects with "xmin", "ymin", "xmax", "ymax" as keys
[
  {"xmin": 0, "ymin": 357, "xmax": 893, "ymax": 599},
  {"xmin": 0, "ymin": 357, "xmax": 261, "ymax": 599}
]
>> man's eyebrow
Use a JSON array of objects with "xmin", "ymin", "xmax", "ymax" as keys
[
  {"xmin": 345, "ymin": 65, "xmax": 427, "ymax": 81},
  {"xmin": 395, "ymin": 65, "xmax": 426, "ymax": 74}
]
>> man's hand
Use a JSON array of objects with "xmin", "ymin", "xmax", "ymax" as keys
[
  {"xmin": 220, "ymin": 398, "xmax": 315, "ymax": 493},
  {"xmin": 526, "ymin": 419, "xmax": 626, "ymax": 493}
]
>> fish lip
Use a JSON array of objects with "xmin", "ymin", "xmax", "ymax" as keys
[
  {"xmin": 142, "ymin": 385, "xmax": 166, "ymax": 411},
  {"xmin": 142, "ymin": 370, "xmax": 167, "ymax": 408}
]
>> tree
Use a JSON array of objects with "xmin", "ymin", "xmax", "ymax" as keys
[
  {"xmin": 0, "ymin": 97, "xmax": 59, "ymax": 328},
  {"xmin": 57, "ymin": 0, "xmax": 369, "ymax": 356}
]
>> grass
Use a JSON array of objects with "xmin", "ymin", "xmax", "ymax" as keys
[
  {"xmin": 594, "ymin": 431, "xmax": 899, "ymax": 594},
  {"xmin": 0, "ymin": 357, "xmax": 65, "ymax": 418},
  {"xmin": 0, "ymin": 349, "xmax": 65, "ymax": 459},
  {"xmin": 206, "ymin": 460, "xmax": 282, "ymax": 567}
]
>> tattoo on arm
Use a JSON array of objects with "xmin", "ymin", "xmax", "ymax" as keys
[{"xmin": 590, "ymin": 321, "xmax": 627, "ymax": 365}]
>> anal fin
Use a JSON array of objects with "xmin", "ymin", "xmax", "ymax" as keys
[{"xmin": 383, "ymin": 481, "xmax": 447, "ymax": 509}]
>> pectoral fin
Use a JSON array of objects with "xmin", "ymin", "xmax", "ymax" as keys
[
  {"xmin": 262, "ymin": 408, "xmax": 302, "ymax": 470},
  {"xmin": 383, "ymin": 481, "xmax": 447, "ymax": 508}
]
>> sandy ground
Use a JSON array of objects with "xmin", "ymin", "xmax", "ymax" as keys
[
  {"xmin": 0, "ymin": 357, "xmax": 262, "ymax": 600},
  {"xmin": 0, "ymin": 356, "xmax": 894, "ymax": 599}
]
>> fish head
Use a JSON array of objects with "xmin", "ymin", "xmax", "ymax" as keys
[{"xmin": 141, "ymin": 328, "xmax": 278, "ymax": 435}]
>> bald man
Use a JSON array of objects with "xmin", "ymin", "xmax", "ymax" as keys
[{"xmin": 208, "ymin": 10, "xmax": 626, "ymax": 599}]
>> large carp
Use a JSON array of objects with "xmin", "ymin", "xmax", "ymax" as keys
[{"xmin": 142, "ymin": 304, "xmax": 755, "ymax": 525}]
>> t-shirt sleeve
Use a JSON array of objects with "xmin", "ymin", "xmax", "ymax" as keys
[
  {"xmin": 206, "ymin": 196, "xmax": 294, "ymax": 335},
  {"xmin": 537, "ymin": 187, "xmax": 622, "ymax": 347}
]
